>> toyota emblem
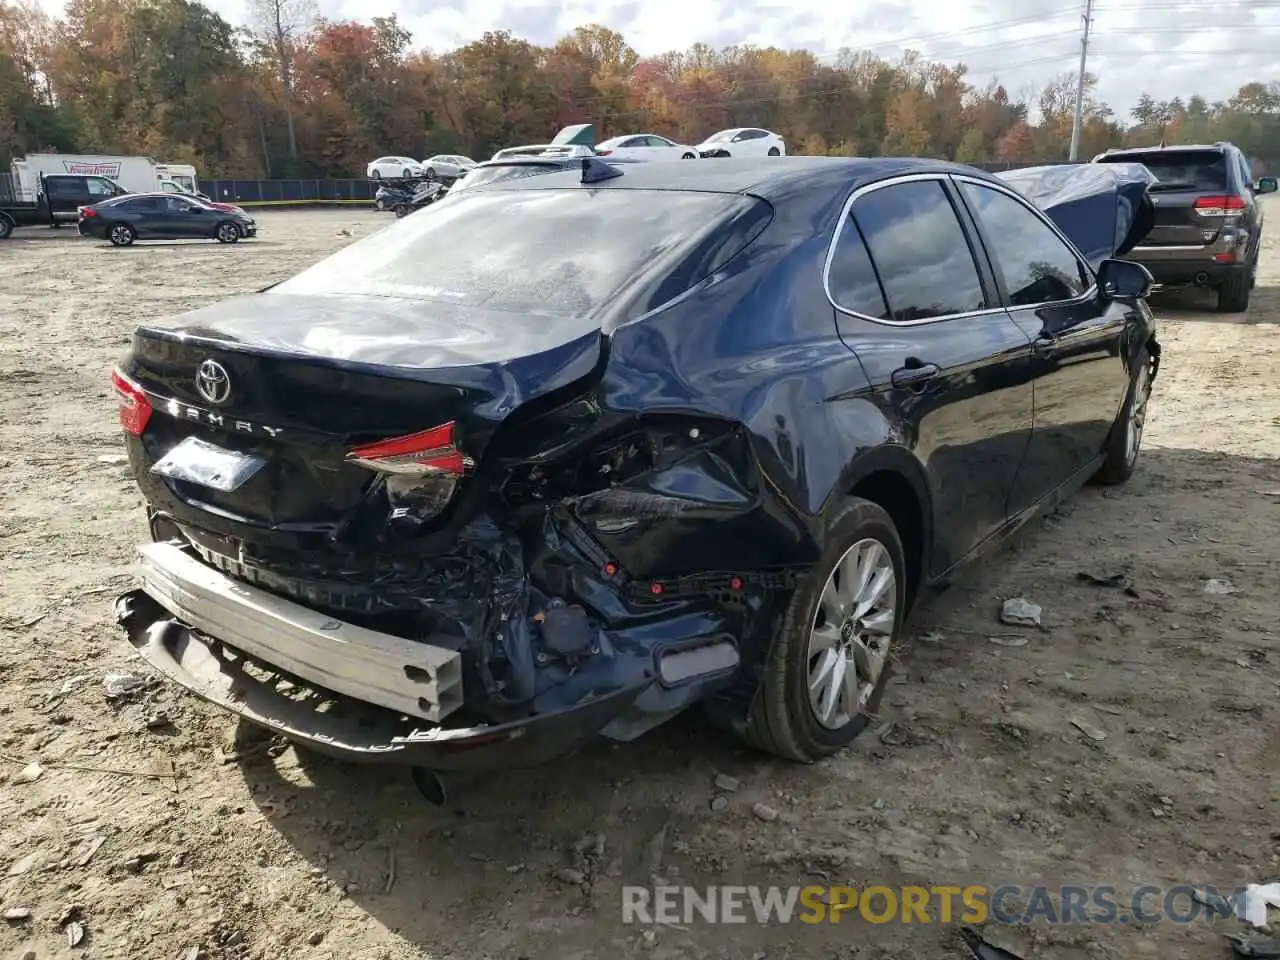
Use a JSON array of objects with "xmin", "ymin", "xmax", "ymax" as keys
[{"xmin": 195, "ymin": 359, "xmax": 231, "ymax": 405}]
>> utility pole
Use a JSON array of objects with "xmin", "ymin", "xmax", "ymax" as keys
[{"xmin": 1068, "ymin": 0, "xmax": 1095, "ymax": 161}]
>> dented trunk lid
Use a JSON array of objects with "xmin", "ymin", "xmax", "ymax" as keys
[{"xmin": 122, "ymin": 292, "xmax": 603, "ymax": 532}]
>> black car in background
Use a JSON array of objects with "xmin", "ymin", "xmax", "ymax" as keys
[
  {"xmin": 112, "ymin": 157, "xmax": 1159, "ymax": 793},
  {"xmin": 1092, "ymin": 142, "xmax": 1277, "ymax": 311},
  {"xmin": 80, "ymin": 192, "xmax": 257, "ymax": 246}
]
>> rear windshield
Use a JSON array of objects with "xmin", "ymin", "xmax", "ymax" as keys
[
  {"xmin": 450, "ymin": 163, "xmax": 564, "ymax": 193},
  {"xmin": 272, "ymin": 188, "xmax": 772, "ymax": 321},
  {"xmin": 1098, "ymin": 150, "xmax": 1228, "ymax": 191}
]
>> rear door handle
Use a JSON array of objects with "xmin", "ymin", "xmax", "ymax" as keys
[{"xmin": 890, "ymin": 362, "xmax": 940, "ymax": 389}]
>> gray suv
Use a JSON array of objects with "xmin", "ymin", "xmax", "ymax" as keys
[{"xmin": 1092, "ymin": 142, "xmax": 1276, "ymax": 312}]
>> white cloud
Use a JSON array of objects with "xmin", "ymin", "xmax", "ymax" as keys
[{"xmin": 32, "ymin": 0, "xmax": 1280, "ymax": 116}]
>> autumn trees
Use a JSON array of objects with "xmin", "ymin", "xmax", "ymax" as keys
[{"xmin": 2, "ymin": 0, "xmax": 1279, "ymax": 179}]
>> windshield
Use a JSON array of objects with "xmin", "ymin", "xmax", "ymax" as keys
[
  {"xmin": 1098, "ymin": 150, "xmax": 1227, "ymax": 191},
  {"xmin": 706, "ymin": 130, "xmax": 737, "ymax": 143},
  {"xmin": 271, "ymin": 188, "xmax": 771, "ymax": 321}
]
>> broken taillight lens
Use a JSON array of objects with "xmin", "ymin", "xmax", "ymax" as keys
[
  {"xmin": 112, "ymin": 367, "xmax": 152, "ymax": 436},
  {"xmin": 348, "ymin": 423, "xmax": 470, "ymax": 523},
  {"xmin": 346, "ymin": 422, "xmax": 469, "ymax": 476}
]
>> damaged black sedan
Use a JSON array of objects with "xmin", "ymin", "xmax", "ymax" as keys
[{"xmin": 112, "ymin": 156, "xmax": 1160, "ymax": 790}]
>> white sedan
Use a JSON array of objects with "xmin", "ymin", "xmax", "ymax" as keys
[
  {"xmin": 366, "ymin": 156, "xmax": 425, "ymax": 179},
  {"xmin": 694, "ymin": 128, "xmax": 787, "ymax": 159},
  {"xmin": 593, "ymin": 134, "xmax": 700, "ymax": 161},
  {"xmin": 421, "ymin": 155, "xmax": 476, "ymax": 180}
]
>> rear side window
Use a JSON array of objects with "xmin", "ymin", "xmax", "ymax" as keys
[
  {"xmin": 851, "ymin": 180, "xmax": 987, "ymax": 321},
  {"xmin": 827, "ymin": 216, "xmax": 889, "ymax": 318},
  {"xmin": 273, "ymin": 189, "xmax": 773, "ymax": 322},
  {"xmin": 46, "ymin": 177, "xmax": 83, "ymax": 197},
  {"xmin": 1099, "ymin": 149, "xmax": 1228, "ymax": 192}
]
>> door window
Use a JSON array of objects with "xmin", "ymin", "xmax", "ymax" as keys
[
  {"xmin": 850, "ymin": 180, "xmax": 988, "ymax": 321},
  {"xmin": 46, "ymin": 178, "xmax": 83, "ymax": 198},
  {"xmin": 960, "ymin": 181, "xmax": 1090, "ymax": 306},
  {"xmin": 86, "ymin": 178, "xmax": 116, "ymax": 198},
  {"xmin": 827, "ymin": 216, "xmax": 889, "ymax": 319}
]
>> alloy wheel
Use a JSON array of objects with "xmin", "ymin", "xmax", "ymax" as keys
[
  {"xmin": 1125, "ymin": 363, "xmax": 1152, "ymax": 464},
  {"xmin": 806, "ymin": 537, "xmax": 895, "ymax": 730}
]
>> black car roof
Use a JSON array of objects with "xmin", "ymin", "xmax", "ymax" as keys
[{"xmin": 486, "ymin": 155, "xmax": 1002, "ymax": 199}]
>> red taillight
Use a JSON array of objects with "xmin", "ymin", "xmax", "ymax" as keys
[
  {"xmin": 1194, "ymin": 195, "xmax": 1246, "ymax": 216},
  {"xmin": 82, "ymin": 208, "xmax": 97, "ymax": 218},
  {"xmin": 111, "ymin": 367, "xmax": 152, "ymax": 436},
  {"xmin": 346, "ymin": 421, "xmax": 469, "ymax": 476},
  {"xmin": 595, "ymin": 149, "xmax": 613, "ymax": 156}
]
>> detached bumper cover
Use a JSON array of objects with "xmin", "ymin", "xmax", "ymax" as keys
[{"xmin": 114, "ymin": 587, "xmax": 651, "ymax": 770}]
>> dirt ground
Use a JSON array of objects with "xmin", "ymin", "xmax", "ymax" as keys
[{"xmin": 0, "ymin": 207, "xmax": 1277, "ymax": 960}]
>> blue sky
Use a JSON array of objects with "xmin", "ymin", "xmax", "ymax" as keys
[{"xmin": 34, "ymin": 0, "xmax": 1280, "ymax": 118}]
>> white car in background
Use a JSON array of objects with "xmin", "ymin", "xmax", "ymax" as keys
[
  {"xmin": 366, "ymin": 156, "xmax": 425, "ymax": 179},
  {"xmin": 694, "ymin": 128, "xmax": 787, "ymax": 159},
  {"xmin": 421, "ymin": 155, "xmax": 476, "ymax": 180},
  {"xmin": 593, "ymin": 134, "xmax": 700, "ymax": 161}
]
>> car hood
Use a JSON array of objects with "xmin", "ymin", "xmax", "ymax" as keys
[{"xmin": 995, "ymin": 163, "xmax": 1157, "ymax": 267}]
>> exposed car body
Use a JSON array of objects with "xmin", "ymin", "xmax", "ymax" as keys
[
  {"xmin": 80, "ymin": 192, "xmax": 256, "ymax": 246},
  {"xmin": 367, "ymin": 156, "xmax": 426, "ymax": 180},
  {"xmin": 112, "ymin": 157, "xmax": 1159, "ymax": 787},
  {"xmin": 374, "ymin": 182, "xmax": 416, "ymax": 212},
  {"xmin": 1091, "ymin": 142, "xmax": 1277, "ymax": 311},
  {"xmin": 421, "ymin": 155, "xmax": 476, "ymax": 180},
  {"xmin": 393, "ymin": 180, "xmax": 449, "ymax": 216},
  {"xmin": 695, "ymin": 128, "xmax": 787, "ymax": 159},
  {"xmin": 594, "ymin": 134, "xmax": 699, "ymax": 161}
]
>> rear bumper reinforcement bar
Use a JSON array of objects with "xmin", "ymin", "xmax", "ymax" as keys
[
  {"xmin": 114, "ymin": 587, "xmax": 650, "ymax": 770},
  {"xmin": 133, "ymin": 540, "xmax": 463, "ymax": 722}
]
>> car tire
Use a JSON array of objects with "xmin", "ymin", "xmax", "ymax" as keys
[
  {"xmin": 768, "ymin": 147, "xmax": 781, "ymax": 156},
  {"xmin": 402, "ymin": 168, "xmax": 412, "ymax": 179},
  {"xmin": 1092, "ymin": 346, "xmax": 1153, "ymax": 486},
  {"xmin": 744, "ymin": 497, "xmax": 903, "ymax": 762},
  {"xmin": 370, "ymin": 170, "xmax": 381, "ymax": 180},
  {"xmin": 425, "ymin": 168, "xmax": 436, "ymax": 181},
  {"xmin": 215, "ymin": 221, "xmax": 241, "ymax": 243},
  {"xmin": 393, "ymin": 204, "xmax": 409, "ymax": 218},
  {"xmin": 108, "ymin": 223, "xmax": 136, "ymax": 247},
  {"xmin": 1217, "ymin": 269, "xmax": 1251, "ymax": 312},
  {"xmin": 682, "ymin": 152, "xmax": 696, "ymax": 159},
  {"xmin": 0, "ymin": 214, "xmax": 12, "ymax": 240}
]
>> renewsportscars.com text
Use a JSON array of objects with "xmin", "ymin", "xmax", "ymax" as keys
[{"xmin": 621, "ymin": 884, "xmax": 1248, "ymax": 925}]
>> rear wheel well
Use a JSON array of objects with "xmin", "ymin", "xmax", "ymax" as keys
[{"xmin": 850, "ymin": 471, "xmax": 925, "ymax": 611}]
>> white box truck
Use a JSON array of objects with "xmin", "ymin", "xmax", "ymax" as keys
[
  {"xmin": 20, "ymin": 154, "xmax": 163, "ymax": 194},
  {"xmin": 157, "ymin": 163, "xmax": 199, "ymax": 193}
]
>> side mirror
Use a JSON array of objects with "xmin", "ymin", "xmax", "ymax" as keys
[
  {"xmin": 1098, "ymin": 258, "xmax": 1153, "ymax": 300},
  {"xmin": 1256, "ymin": 177, "xmax": 1277, "ymax": 195}
]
